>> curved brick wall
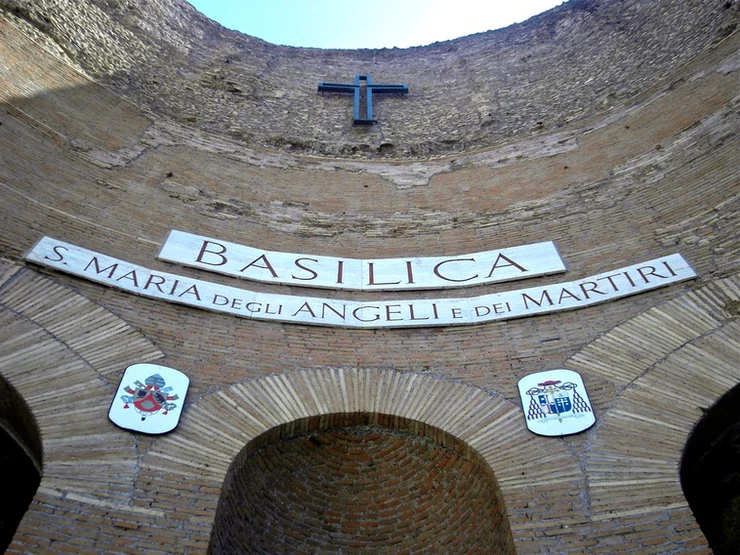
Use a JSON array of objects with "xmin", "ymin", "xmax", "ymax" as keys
[
  {"xmin": 0, "ymin": 0, "xmax": 738, "ymax": 553},
  {"xmin": 210, "ymin": 414, "xmax": 515, "ymax": 554},
  {"xmin": 1, "ymin": 0, "xmax": 737, "ymax": 158}
]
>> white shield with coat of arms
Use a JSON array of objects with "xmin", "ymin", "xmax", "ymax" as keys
[
  {"xmin": 517, "ymin": 369, "xmax": 595, "ymax": 436},
  {"xmin": 108, "ymin": 363, "xmax": 189, "ymax": 434}
]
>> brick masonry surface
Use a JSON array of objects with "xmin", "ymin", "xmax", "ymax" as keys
[
  {"xmin": 210, "ymin": 415, "xmax": 515, "ymax": 554},
  {"xmin": 0, "ymin": 0, "xmax": 738, "ymax": 553}
]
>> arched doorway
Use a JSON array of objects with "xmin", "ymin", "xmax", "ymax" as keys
[{"xmin": 209, "ymin": 412, "xmax": 516, "ymax": 554}]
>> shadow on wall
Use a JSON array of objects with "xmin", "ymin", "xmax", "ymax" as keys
[
  {"xmin": 0, "ymin": 375, "xmax": 42, "ymax": 553},
  {"xmin": 0, "ymin": 79, "xmax": 151, "ymax": 155},
  {"xmin": 209, "ymin": 412, "xmax": 516, "ymax": 554},
  {"xmin": 681, "ymin": 381, "xmax": 740, "ymax": 555}
]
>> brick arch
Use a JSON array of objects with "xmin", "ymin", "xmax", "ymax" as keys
[
  {"xmin": 0, "ymin": 261, "xmax": 165, "ymax": 511},
  {"xmin": 146, "ymin": 365, "xmax": 583, "ymax": 485},
  {"xmin": 145, "ymin": 366, "xmax": 587, "ymax": 551},
  {"xmin": 567, "ymin": 274, "xmax": 740, "ymax": 548}
]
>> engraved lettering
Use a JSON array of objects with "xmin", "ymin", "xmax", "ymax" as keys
[
  {"xmin": 367, "ymin": 262, "xmax": 401, "ymax": 286},
  {"xmin": 144, "ymin": 274, "xmax": 167, "ymax": 293},
  {"xmin": 291, "ymin": 302, "xmax": 316, "ymax": 318},
  {"xmin": 321, "ymin": 303, "xmax": 346, "ymax": 320},
  {"xmin": 84, "ymin": 257, "xmax": 119, "ymax": 278},
  {"xmin": 353, "ymin": 306, "xmax": 380, "ymax": 322},
  {"xmin": 240, "ymin": 254, "xmax": 279, "ymax": 278},
  {"xmin": 292, "ymin": 258, "xmax": 319, "ymax": 281},
  {"xmin": 522, "ymin": 290, "xmax": 554, "ymax": 309},
  {"xmin": 485, "ymin": 253, "xmax": 527, "ymax": 277},
  {"xmin": 196, "ymin": 241, "xmax": 228, "ymax": 266},
  {"xmin": 45, "ymin": 245, "xmax": 68, "ymax": 262},
  {"xmin": 434, "ymin": 258, "xmax": 477, "ymax": 282},
  {"xmin": 116, "ymin": 269, "xmax": 139, "ymax": 287}
]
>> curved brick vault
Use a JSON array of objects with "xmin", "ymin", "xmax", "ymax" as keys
[
  {"xmin": 0, "ymin": 0, "xmax": 738, "ymax": 553},
  {"xmin": 208, "ymin": 415, "xmax": 518, "ymax": 554}
]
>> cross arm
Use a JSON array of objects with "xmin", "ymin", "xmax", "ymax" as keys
[
  {"xmin": 368, "ymin": 84, "xmax": 409, "ymax": 95},
  {"xmin": 318, "ymin": 82, "xmax": 357, "ymax": 93}
]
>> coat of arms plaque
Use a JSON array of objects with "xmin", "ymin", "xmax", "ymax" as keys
[
  {"xmin": 108, "ymin": 363, "xmax": 189, "ymax": 434},
  {"xmin": 518, "ymin": 369, "xmax": 595, "ymax": 436}
]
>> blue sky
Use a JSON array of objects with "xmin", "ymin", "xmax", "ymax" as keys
[{"xmin": 187, "ymin": 0, "xmax": 565, "ymax": 49}]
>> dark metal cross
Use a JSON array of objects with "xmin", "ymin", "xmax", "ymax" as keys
[{"xmin": 318, "ymin": 75, "xmax": 408, "ymax": 125}]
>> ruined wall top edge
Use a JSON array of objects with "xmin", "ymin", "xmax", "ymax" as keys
[{"xmin": 1, "ymin": 0, "xmax": 737, "ymax": 159}]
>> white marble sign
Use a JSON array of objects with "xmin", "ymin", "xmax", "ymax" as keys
[
  {"xmin": 518, "ymin": 369, "xmax": 596, "ymax": 436},
  {"xmin": 26, "ymin": 237, "xmax": 696, "ymax": 329},
  {"xmin": 108, "ymin": 363, "xmax": 189, "ymax": 434},
  {"xmin": 158, "ymin": 230, "xmax": 566, "ymax": 291}
]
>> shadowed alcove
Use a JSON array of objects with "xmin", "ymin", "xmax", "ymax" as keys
[
  {"xmin": 0, "ymin": 375, "xmax": 42, "ymax": 553},
  {"xmin": 209, "ymin": 412, "xmax": 516, "ymax": 554},
  {"xmin": 681, "ymin": 381, "xmax": 740, "ymax": 555}
]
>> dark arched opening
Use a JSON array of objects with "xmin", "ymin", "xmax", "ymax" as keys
[
  {"xmin": 209, "ymin": 412, "xmax": 516, "ymax": 554},
  {"xmin": 0, "ymin": 375, "xmax": 42, "ymax": 552},
  {"xmin": 681, "ymin": 382, "xmax": 740, "ymax": 554}
]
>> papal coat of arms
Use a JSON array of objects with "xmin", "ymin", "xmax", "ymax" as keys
[
  {"xmin": 517, "ymin": 369, "xmax": 595, "ymax": 436},
  {"xmin": 108, "ymin": 363, "xmax": 189, "ymax": 434}
]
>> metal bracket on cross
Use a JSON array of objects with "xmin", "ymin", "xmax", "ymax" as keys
[{"xmin": 318, "ymin": 74, "xmax": 408, "ymax": 125}]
